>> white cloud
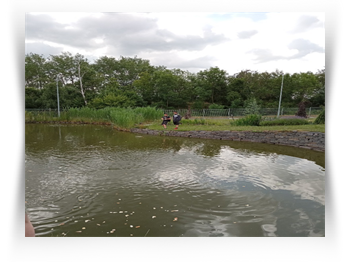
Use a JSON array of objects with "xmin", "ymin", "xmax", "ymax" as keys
[{"xmin": 25, "ymin": 12, "xmax": 325, "ymax": 74}]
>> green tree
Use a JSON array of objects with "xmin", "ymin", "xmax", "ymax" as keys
[
  {"xmin": 310, "ymin": 69, "xmax": 325, "ymax": 106},
  {"xmin": 290, "ymin": 71, "xmax": 322, "ymax": 105},
  {"xmin": 227, "ymin": 78, "xmax": 245, "ymax": 108},
  {"xmin": 37, "ymin": 83, "xmax": 85, "ymax": 109},
  {"xmin": 25, "ymin": 51, "xmax": 326, "ymax": 111},
  {"xmin": 133, "ymin": 71, "xmax": 157, "ymax": 106},
  {"xmin": 232, "ymin": 70, "xmax": 256, "ymax": 101},
  {"xmin": 25, "ymin": 53, "xmax": 49, "ymax": 89},
  {"xmin": 48, "ymin": 52, "xmax": 95, "ymax": 105},
  {"xmin": 196, "ymin": 67, "xmax": 228, "ymax": 105},
  {"xmin": 116, "ymin": 56, "xmax": 153, "ymax": 89},
  {"xmin": 25, "ymin": 87, "xmax": 43, "ymax": 108},
  {"xmin": 134, "ymin": 67, "xmax": 192, "ymax": 109},
  {"xmin": 89, "ymin": 87, "xmax": 144, "ymax": 109}
]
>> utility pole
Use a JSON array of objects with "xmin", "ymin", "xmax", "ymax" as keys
[
  {"xmin": 56, "ymin": 74, "xmax": 60, "ymax": 117},
  {"xmin": 277, "ymin": 74, "xmax": 284, "ymax": 118}
]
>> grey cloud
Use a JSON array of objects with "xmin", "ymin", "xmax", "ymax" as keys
[
  {"xmin": 248, "ymin": 49, "xmax": 283, "ymax": 63},
  {"xmin": 149, "ymin": 54, "xmax": 217, "ymax": 72},
  {"xmin": 248, "ymin": 38, "xmax": 324, "ymax": 63},
  {"xmin": 25, "ymin": 42, "xmax": 63, "ymax": 57},
  {"xmin": 26, "ymin": 14, "xmax": 82, "ymax": 46},
  {"xmin": 170, "ymin": 56, "xmax": 217, "ymax": 69},
  {"xmin": 291, "ymin": 15, "xmax": 324, "ymax": 33},
  {"xmin": 26, "ymin": 13, "xmax": 229, "ymax": 57},
  {"xmin": 26, "ymin": 13, "xmax": 156, "ymax": 51},
  {"xmin": 237, "ymin": 30, "xmax": 258, "ymax": 39},
  {"xmin": 78, "ymin": 13, "xmax": 158, "ymax": 35},
  {"xmin": 108, "ymin": 26, "xmax": 229, "ymax": 56},
  {"xmin": 288, "ymin": 38, "xmax": 324, "ymax": 58}
]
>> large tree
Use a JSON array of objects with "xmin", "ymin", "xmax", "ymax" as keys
[
  {"xmin": 196, "ymin": 67, "xmax": 228, "ymax": 105},
  {"xmin": 25, "ymin": 53, "xmax": 49, "ymax": 89},
  {"xmin": 48, "ymin": 52, "xmax": 94, "ymax": 105}
]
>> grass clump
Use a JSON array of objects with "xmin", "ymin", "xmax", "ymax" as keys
[{"xmin": 230, "ymin": 114, "xmax": 262, "ymax": 126}]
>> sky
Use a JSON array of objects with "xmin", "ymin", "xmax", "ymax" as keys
[{"xmin": 25, "ymin": 12, "xmax": 325, "ymax": 75}]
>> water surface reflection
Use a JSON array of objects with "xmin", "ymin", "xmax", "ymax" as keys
[{"xmin": 25, "ymin": 124, "xmax": 325, "ymax": 237}]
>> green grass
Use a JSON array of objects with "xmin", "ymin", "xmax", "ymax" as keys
[
  {"xmin": 148, "ymin": 118, "xmax": 325, "ymax": 133},
  {"xmin": 25, "ymin": 109, "xmax": 325, "ymax": 133},
  {"xmin": 260, "ymin": 118, "xmax": 310, "ymax": 126}
]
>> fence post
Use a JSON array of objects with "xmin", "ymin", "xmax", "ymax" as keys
[{"xmin": 309, "ymin": 107, "xmax": 312, "ymax": 117}]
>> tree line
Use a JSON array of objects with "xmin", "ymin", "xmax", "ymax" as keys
[{"xmin": 25, "ymin": 52, "xmax": 325, "ymax": 110}]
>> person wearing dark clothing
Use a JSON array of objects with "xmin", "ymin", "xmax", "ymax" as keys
[
  {"xmin": 161, "ymin": 113, "xmax": 171, "ymax": 129},
  {"xmin": 173, "ymin": 111, "xmax": 182, "ymax": 129}
]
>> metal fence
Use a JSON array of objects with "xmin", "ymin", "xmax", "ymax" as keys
[
  {"xmin": 25, "ymin": 107, "xmax": 324, "ymax": 119},
  {"xmin": 162, "ymin": 107, "xmax": 324, "ymax": 118}
]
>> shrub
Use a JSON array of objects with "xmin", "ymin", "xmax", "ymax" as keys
[
  {"xmin": 231, "ymin": 114, "xmax": 262, "ymax": 126},
  {"xmin": 260, "ymin": 118, "xmax": 310, "ymax": 126},
  {"xmin": 313, "ymin": 108, "xmax": 325, "ymax": 124},
  {"xmin": 243, "ymin": 98, "xmax": 261, "ymax": 115}
]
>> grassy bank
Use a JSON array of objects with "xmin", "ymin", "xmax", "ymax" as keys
[
  {"xmin": 25, "ymin": 108, "xmax": 325, "ymax": 133},
  {"xmin": 146, "ymin": 117, "xmax": 325, "ymax": 133}
]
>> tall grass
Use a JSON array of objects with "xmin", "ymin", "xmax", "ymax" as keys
[
  {"xmin": 230, "ymin": 114, "xmax": 262, "ymax": 126},
  {"xmin": 134, "ymin": 107, "xmax": 163, "ymax": 122},
  {"xmin": 25, "ymin": 106, "xmax": 163, "ymax": 129}
]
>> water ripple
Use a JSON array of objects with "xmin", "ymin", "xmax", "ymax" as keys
[{"xmin": 25, "ymin": 125, "xmax": 325, "ymax": 237}]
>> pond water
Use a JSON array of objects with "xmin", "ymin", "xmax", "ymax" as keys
[{"xmin": 25, "ymin": 124, "xmax": 325, "ymax": 237}]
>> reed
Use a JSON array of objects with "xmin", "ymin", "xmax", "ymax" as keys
[{"xmin": 25, "ymin": 107, "xmax": 163, "ymax": 129}]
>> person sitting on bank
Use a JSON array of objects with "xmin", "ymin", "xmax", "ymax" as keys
[
  {"xmin": 173, "ymin": 111, "xmax": 182, "ymax": 130},
  {"xmin": 161, "ymin": 113, "xmax": 171, "ymax": 129}
]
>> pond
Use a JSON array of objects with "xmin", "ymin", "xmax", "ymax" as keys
[{"xmin": 25, "ymin": 124, "xmax": 325, "ymax": 237}]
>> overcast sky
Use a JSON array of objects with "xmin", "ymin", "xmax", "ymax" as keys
[{"xmin": 25, "ymin": 12, "xmax": 324, "ymax": 75}]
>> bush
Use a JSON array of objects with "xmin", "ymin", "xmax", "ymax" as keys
[
  {"xmin": 314, "ymin": 108, "xmax": 325, "ymax": 124},
  {"xmin": 231, "ymin": 114, "xmax": 262, "ymax": 126},
  {"xmin": 243, "ymin": 98, "xmax": 261, "ymax": 115},
  {"xmin": 260, "ymin": 118, "xmax": 310, "ymax": 126}
]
